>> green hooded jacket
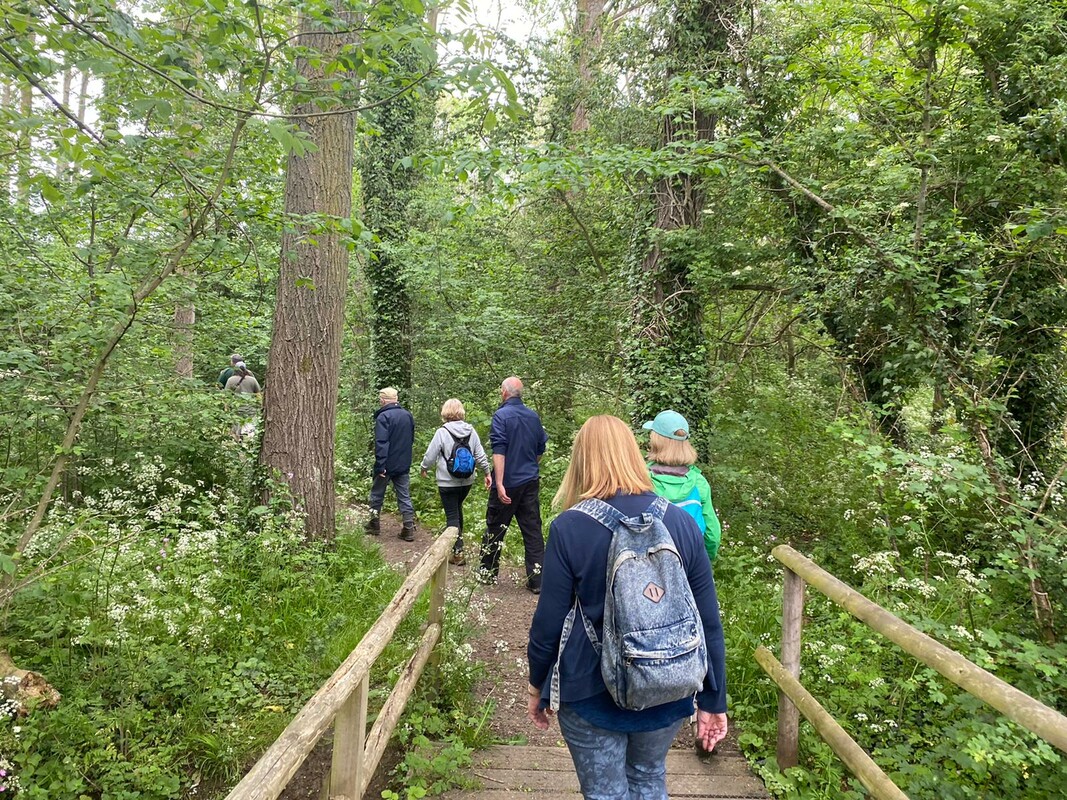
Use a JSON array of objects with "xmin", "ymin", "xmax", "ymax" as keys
[{"xmin": 648, "ymin": 464, "xmax": 721, "ymax": 562}]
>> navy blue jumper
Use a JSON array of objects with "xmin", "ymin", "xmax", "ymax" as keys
[
  {"xmin": 527, "ymin": 492, "xmax": 727, "ymax": 731},
  {"xmin": 373, "ymin": 402, "xmax": 415, "ymax": 477},
  {"xmin": 489, "ymin": 397, "xmax": 548, "ymax": 489}
]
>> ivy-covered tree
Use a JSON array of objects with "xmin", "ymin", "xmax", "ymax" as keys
[
  {"xmin": 624, "ymin": 0, "xmax": 738, "ymax": 436},
  {"xmin": 360, "ymin": 24, "xmax": 435, "ymax": 396}
]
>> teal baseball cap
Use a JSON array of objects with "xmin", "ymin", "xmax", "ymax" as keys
[{"xmin": 642, "ymin": 410, "xmax": 690, "ymax": 441}]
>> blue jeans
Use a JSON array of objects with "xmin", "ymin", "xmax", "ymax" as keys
[
  {"xmin": 557, "ymin": 706, "xmax": 684, "ymax": 800},
  {"xmin": 369, "ymin": 472, "xmax": 414, "ymax": 524}
]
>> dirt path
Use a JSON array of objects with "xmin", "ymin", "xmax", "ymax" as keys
[
  {"xmin": 370, "ymin": 513, "xmax": 706, "ymax": 752},
  {"xmin": 279, "ymin": 509, "xmax": 713, "ymax": 799}
]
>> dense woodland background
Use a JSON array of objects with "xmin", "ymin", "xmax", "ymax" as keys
[{"xmin": 1, "ymin": 0, "xmax": 1066, "ymax": 797}]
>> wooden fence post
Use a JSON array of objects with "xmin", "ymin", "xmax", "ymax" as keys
[
  {"xmin": 429, "ymin": 558, "xmax": 448, "ymax": 628},
  {"xmin": 776, "ymin": 567, "xmax": 804, "ymax": 770},
  {"xmin": 427, "ymin": 556, "xmax": 448, "ymax": 669},
  {"xmin": 329, "ymin": 673, "xmax": 369, "ymax": 800}
]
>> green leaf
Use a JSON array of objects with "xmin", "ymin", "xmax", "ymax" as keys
[{"xmin": 1025, "ymin": 221, "xmax": 1053, "ymax": 241}]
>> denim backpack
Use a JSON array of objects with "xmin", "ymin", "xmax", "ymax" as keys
[{"xmin": 550, "ymin": 496, "xmax": 707, "ymax": 711}]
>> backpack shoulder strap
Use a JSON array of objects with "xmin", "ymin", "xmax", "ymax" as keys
[
  {"xmin": 444, "ymin": 426, "xmax": 471, "ymax": 445},
  {"xmin": 572, "ymin": 497, "xmax": 627, "ymax": 530},
  {"xmin": 647, "ymin": 495, "xmax": 669, "ymax": 520},
  {"xmin": 574, "ymin": 496, "xmax": 668, "ymax": 528},
  {"xmin": 549, "ymin": 597, "xmax": 601, "ymax": 712}
]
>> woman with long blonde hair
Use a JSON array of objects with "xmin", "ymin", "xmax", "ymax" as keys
[{"xmin": 526, "ymin": 415, "xmax": 727, "ymax": 800}]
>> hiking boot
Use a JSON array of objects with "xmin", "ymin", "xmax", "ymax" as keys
[
  {"xmin": 365, "ymin": 513, "xmax": 380, "ymax": 536},
  {"xmin": 449, "ymin": 552, "xmax": 466, "ymax": 566},
  {"xmin": 399, "ymin": 523, "xmax": 415, "ymax": 542}
]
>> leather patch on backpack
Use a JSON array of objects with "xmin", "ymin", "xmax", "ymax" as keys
[{"xmin": 643, "ymin": 583, "xmax": 665, "ymax": 603}]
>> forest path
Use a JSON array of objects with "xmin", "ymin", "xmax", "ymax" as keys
[
  {"xmin": 279, "ymin": 511, "xmax": 769, "ymax": 799},
  {"xmin": 371, "ymin": 512, "xmax": 771, "ymax": 799}
]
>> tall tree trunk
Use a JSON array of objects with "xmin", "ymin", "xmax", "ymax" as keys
[
  {"xmin": 16, "ymin": 40, "xmax": 32, "ymax": 201},
  {"xmin": 625, "ymin": 0, "xmax": 734, "ymax": 437},
  {"xmin": 173, "ymin": 269, "xmax": 195, "ymax": 380},
  {"xmin": 1, "ymin": 79, "xmax": 11, "ymax": 201},
  {"xmin": 571, "ymin": 0, "xmax": 605, "ymax": 133},
  {"xmin": 55, "ymin": 67, "xmax": 72, "ymax": 177},
  {"xmin": 259, "ymin": 7, "xmax": 358, "ymax": 540},
  {"xmin": 77, "ymin": 70, "xmax": 89, "ymax": 124}
]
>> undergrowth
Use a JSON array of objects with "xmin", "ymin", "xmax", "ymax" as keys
[
  {"xmin": 708, "ymin": 369, "xmax": 1067, "ymax": 799},
  {"xmin": 0, "ymin": 452, "xmax": 425, "ymax": 799}
]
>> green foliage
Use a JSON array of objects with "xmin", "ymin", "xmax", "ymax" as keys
[{"xmin": 1, "ymin": 457, "xmax": 414, "ymax": 798}]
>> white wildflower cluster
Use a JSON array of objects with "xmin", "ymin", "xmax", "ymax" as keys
[
  {"xmin": 0, "ymin": 754, "xmax": 22, "ymax": 794},
  {"xmin": 0, "ymin": 368, "xmax": 22, "ymax": 380},
  {"xmin": 1018, "ymin": 470, "xmax": 1046, "ymax": 502},
  {"xmin": 32, "ymin": 455, "xmax": 262, "ymax": 650},
  {"xmin": 1, "ymin": 678, "xmax": 21, "ymax": 718},
  {"xmin": 437, "ymin": 636, "xmax": 480, "ymax": 688},
  {"xmin": 890, "ymin": 577, "xmax": 940, "ymax": 599},
  {"xmin": 869, "ymin": 677, "xmax": 886, "ymax": 688},
  {"xmin": 853, "ymin": 550, "xmax": 899, "ymax": 576},
  {"xmin": 494, "ymin": 639, "xmax": 510, "ymax": 655},
  {"xmin": 955, "ymin": 568, "xmax": 984, "ymax": 592},
  {"xmin": 950, "ymin": 625, "xmax": 975, "ymax": 642}
]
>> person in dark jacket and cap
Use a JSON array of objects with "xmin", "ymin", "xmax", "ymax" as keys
[{"xmin": 366, "ymin": 387, "xmax": 417, "ymax": 541}]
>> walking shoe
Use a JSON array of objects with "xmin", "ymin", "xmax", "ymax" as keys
[
  {"xmin": 449, "ymin": 552, "xmax": 466, "ymax": 566},
  {"xmin": 527, "ymin": 582, "xmax": 541, "ymax": 595},
  {"xmin": 364, "ymin": 514, "xmax": 380, "ymax": 536},
  {"xmin": 399, "ymin": 523, "xmax": 415, "ymax": 542}
]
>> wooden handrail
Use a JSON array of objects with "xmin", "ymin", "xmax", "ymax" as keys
[
  {"xmin": 226, "ymin": 527, "xmax": 460, "ymax": 800},
  {"xmin": 755, "ymin": 647, "xmax": 909, "ymax": 800},
  {"xmin": 771, "ymin": 544, "xmax": 1067, "ymax": 754}
]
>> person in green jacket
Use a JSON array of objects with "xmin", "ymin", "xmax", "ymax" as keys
[{"xmin": 642, "ymin": 410, "xmax": 721, "ymax": 563}]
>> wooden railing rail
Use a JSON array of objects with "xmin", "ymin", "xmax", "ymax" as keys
[
  {"xmin": 758, "ymin": 544, "xmax": 1067, "ymax": 800},
  {"xmin": 226, "ymin": 527, "xmax": 460, "ymax": 800}
]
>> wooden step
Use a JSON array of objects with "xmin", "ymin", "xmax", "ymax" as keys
[{"xmin": 443, "ymin": 744, "xmax": 770, "ymax": 799}]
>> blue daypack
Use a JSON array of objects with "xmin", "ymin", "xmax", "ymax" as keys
[
  {"xmin": 550, "ymin": 496, "xmax": 707, "ymax": 711},
  {"xmin": 674, "ymin": 485, "xmax": 707, "ymax": 533},
  {"xmin": 444, "ymin": 428, "xmax": 476, "ymax": 479}
]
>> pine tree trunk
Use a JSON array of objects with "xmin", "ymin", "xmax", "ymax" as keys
[
  {"xmin": 77, "ymin": 70, "xmax": 89, "ymax": 124},
  {"xmin": 259, "ymin": 7, "xmax": 358, "ymax": 540},
  {"xmin": 55, "ymin": 67, "xmax": 72, "ymax": 177}
]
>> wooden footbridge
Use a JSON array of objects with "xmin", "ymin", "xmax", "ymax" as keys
[
  {"xmin": 440, "ymin": 743, "xmax": 769, "ymax": 799},
  {"xmin": 223, "ymin": 528, "xmax": 1067, "ymax": 800}
]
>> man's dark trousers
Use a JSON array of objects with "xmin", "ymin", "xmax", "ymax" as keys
[{"xmin": 480, "ymin": 479, "xmax": 544, "ymax": 590}]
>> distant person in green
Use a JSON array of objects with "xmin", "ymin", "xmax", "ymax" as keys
[
  {"xmin": 643, "ymin": 410, "xmax": 721, "ymax": 563},
  {"xmin": 225, "ymin": 362, "xmax": 261, "ymax": 395},
  {"xmin": 217, "ymin": 353, "xmax": 242, "ymax": 389},
  {"xmin": 643, "ymin": 408, "xmax": 723, "ymax": 758}
]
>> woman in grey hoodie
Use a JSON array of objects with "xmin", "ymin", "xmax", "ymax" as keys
[{"xmin": 420, "ymin": 398, "xmax": 492, "ymax": 565}]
